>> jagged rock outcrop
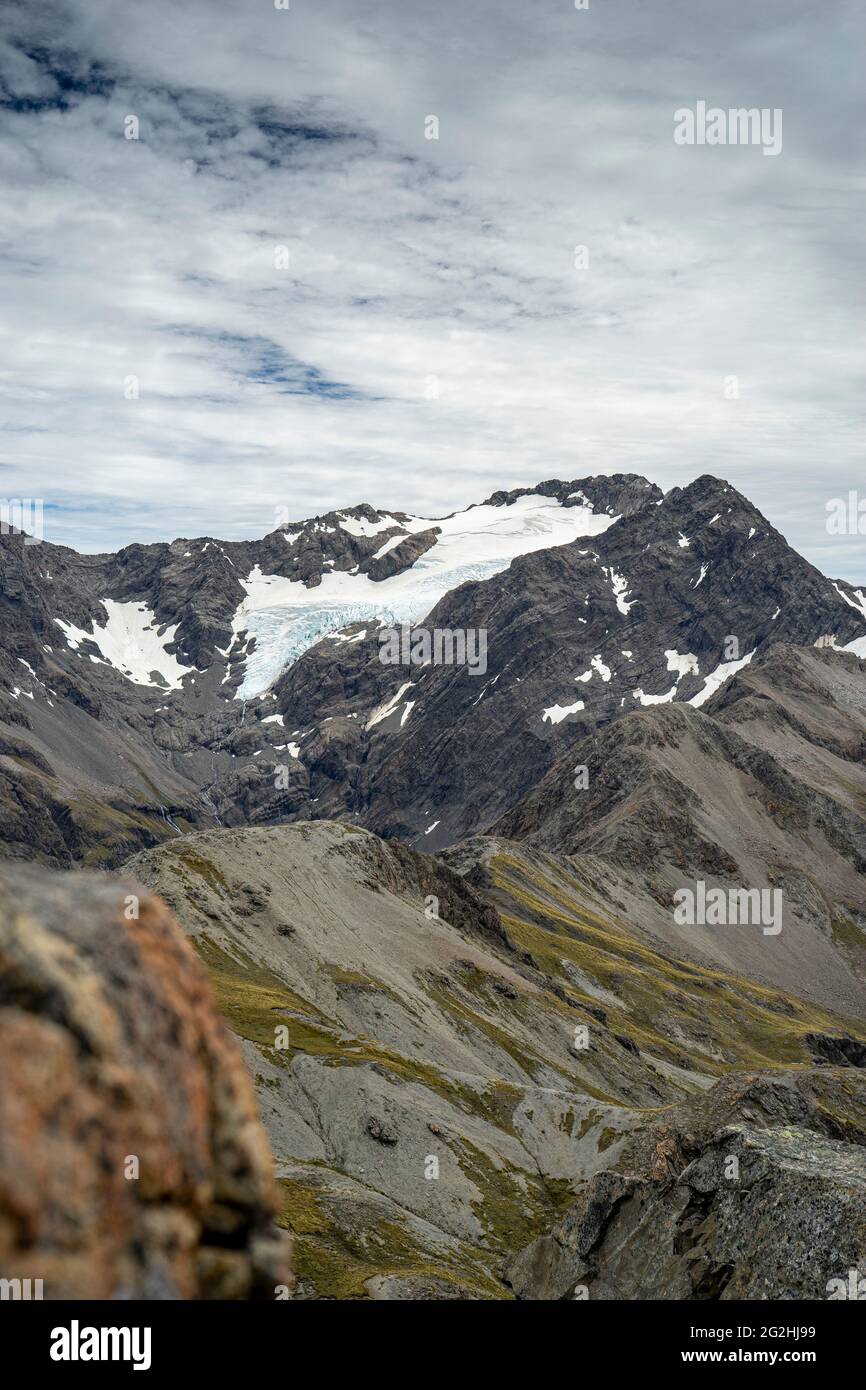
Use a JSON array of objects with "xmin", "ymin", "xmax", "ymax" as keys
[
  {"xmin": 508, "ymin": 1072, "xmax": 866, "ymax": 1300},
  {"xmin": 0, "ymin": 864, "xmax": 291, "ymax": 1299},
  {"xmin": 805, "ymin": 1033, "xmax": 866, "ymax": 1068},
  {"xmin": 613, "ymin": 1070, "xmax": 866, "ymax": 1178}
]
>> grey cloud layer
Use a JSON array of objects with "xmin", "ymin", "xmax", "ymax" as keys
[{"xmin": 0, "ymin": 0, "xmax": 863, "ymax": 578}]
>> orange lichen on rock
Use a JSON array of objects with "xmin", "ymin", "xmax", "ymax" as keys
[{"xmin": 0, "ymin": 865, "xmax": 291, "ymax": 1299}]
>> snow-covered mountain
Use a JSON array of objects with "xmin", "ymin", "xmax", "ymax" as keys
[
  {"xmin": 1, "ymin": 472, "xmax": 865, "ymax": 866},
  {"xmin": 265, "ymin": 473, "xmax": 866, "ymax": 847}
]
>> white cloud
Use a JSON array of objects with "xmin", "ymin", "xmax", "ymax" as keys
[{"xmin": 0, "ymin": 0, "xmax": 863, "ymax": 582}]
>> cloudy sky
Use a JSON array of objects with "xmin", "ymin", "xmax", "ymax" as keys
[{"xmin": 0, "ymin": 0, "xmax": 863, "ymax": 578}]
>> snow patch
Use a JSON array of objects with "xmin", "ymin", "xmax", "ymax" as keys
[
  {"xmin": 54, "ymin": 601, "xmax": 194, "ymax": 690},
  {"xmin": 543, "ymin": 699, "xmax": 585, "ymax": 724},
  {"xmin": 665, "ymin": 649, "xmax": 700, "ymax": 679},
  {"xmin": 688, "ymin": 650, "xmax": 755, "ymax": 708},
  {"xmin": 606, "ymin": 567, "xmax": 634, "ymax": 614},
  {"xmin": 834, "ymin": 583, "xmax": 866, "ymax": 624},
  {"xmin": 632, "ymin": 686, "xmax": 677, "ymax": 706},
  {"xmin": 372, "ymin": 533, "xmax": 408, "ymax": 561},
  {"xmin": 577, "ymin": 654, "xmax": 612, "ymax": 683},
  {"xmin": 592, "ymin": 654, "xmax": 612, "ymax": 682},
  {"xmin": 366, "ymin": 681, "xmax": 415, "ymax": 731}
]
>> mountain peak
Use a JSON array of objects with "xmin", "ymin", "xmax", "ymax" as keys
[{"xmin": 662, "ymin": 473, "xmax": 767, "ymax": 518}]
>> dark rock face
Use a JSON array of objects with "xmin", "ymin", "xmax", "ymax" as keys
[
  {"xmin": 508, "ymin": 1072, "xmax": 866, "ymax": 1300},
  {"xmin": 806, "ymin": 1034, "xmax": 866, "ymax": 1068},
  {"xmin": 366, "ymin": 527, "xmax": 440, "ymax": 581},
  {"xmin": 479, "ymin": 474, "xmax": 658, "ymax": 516},
  {"xmin": 494, "ymin": 646, "xmax": 866, "ymax": 870},
  {"xmin": 0, "ymin": 864, "xmax": 291, "ymax": 1299}
]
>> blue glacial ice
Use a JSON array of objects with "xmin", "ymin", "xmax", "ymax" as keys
[{"xmin": 236, "ymin": 558, "xmax": 509, "ymax": 699}]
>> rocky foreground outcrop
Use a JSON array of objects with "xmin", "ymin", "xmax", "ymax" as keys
[{"xmin": 0, "ymin": 864, "xmax": 291, "ymax": 1299}]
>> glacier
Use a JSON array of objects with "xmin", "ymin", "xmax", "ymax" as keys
[
  {"xmin": 236, "ymin": 557, "xmax": 511, "ymax": 699},
  {"xmin": 233, "ymin": 494, "xmax": 620, "ymax": 699}
]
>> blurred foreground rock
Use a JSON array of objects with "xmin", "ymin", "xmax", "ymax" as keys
[{"xmin": 0, "ymin": 864, "xmax": 291, "ymax": 1299}]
